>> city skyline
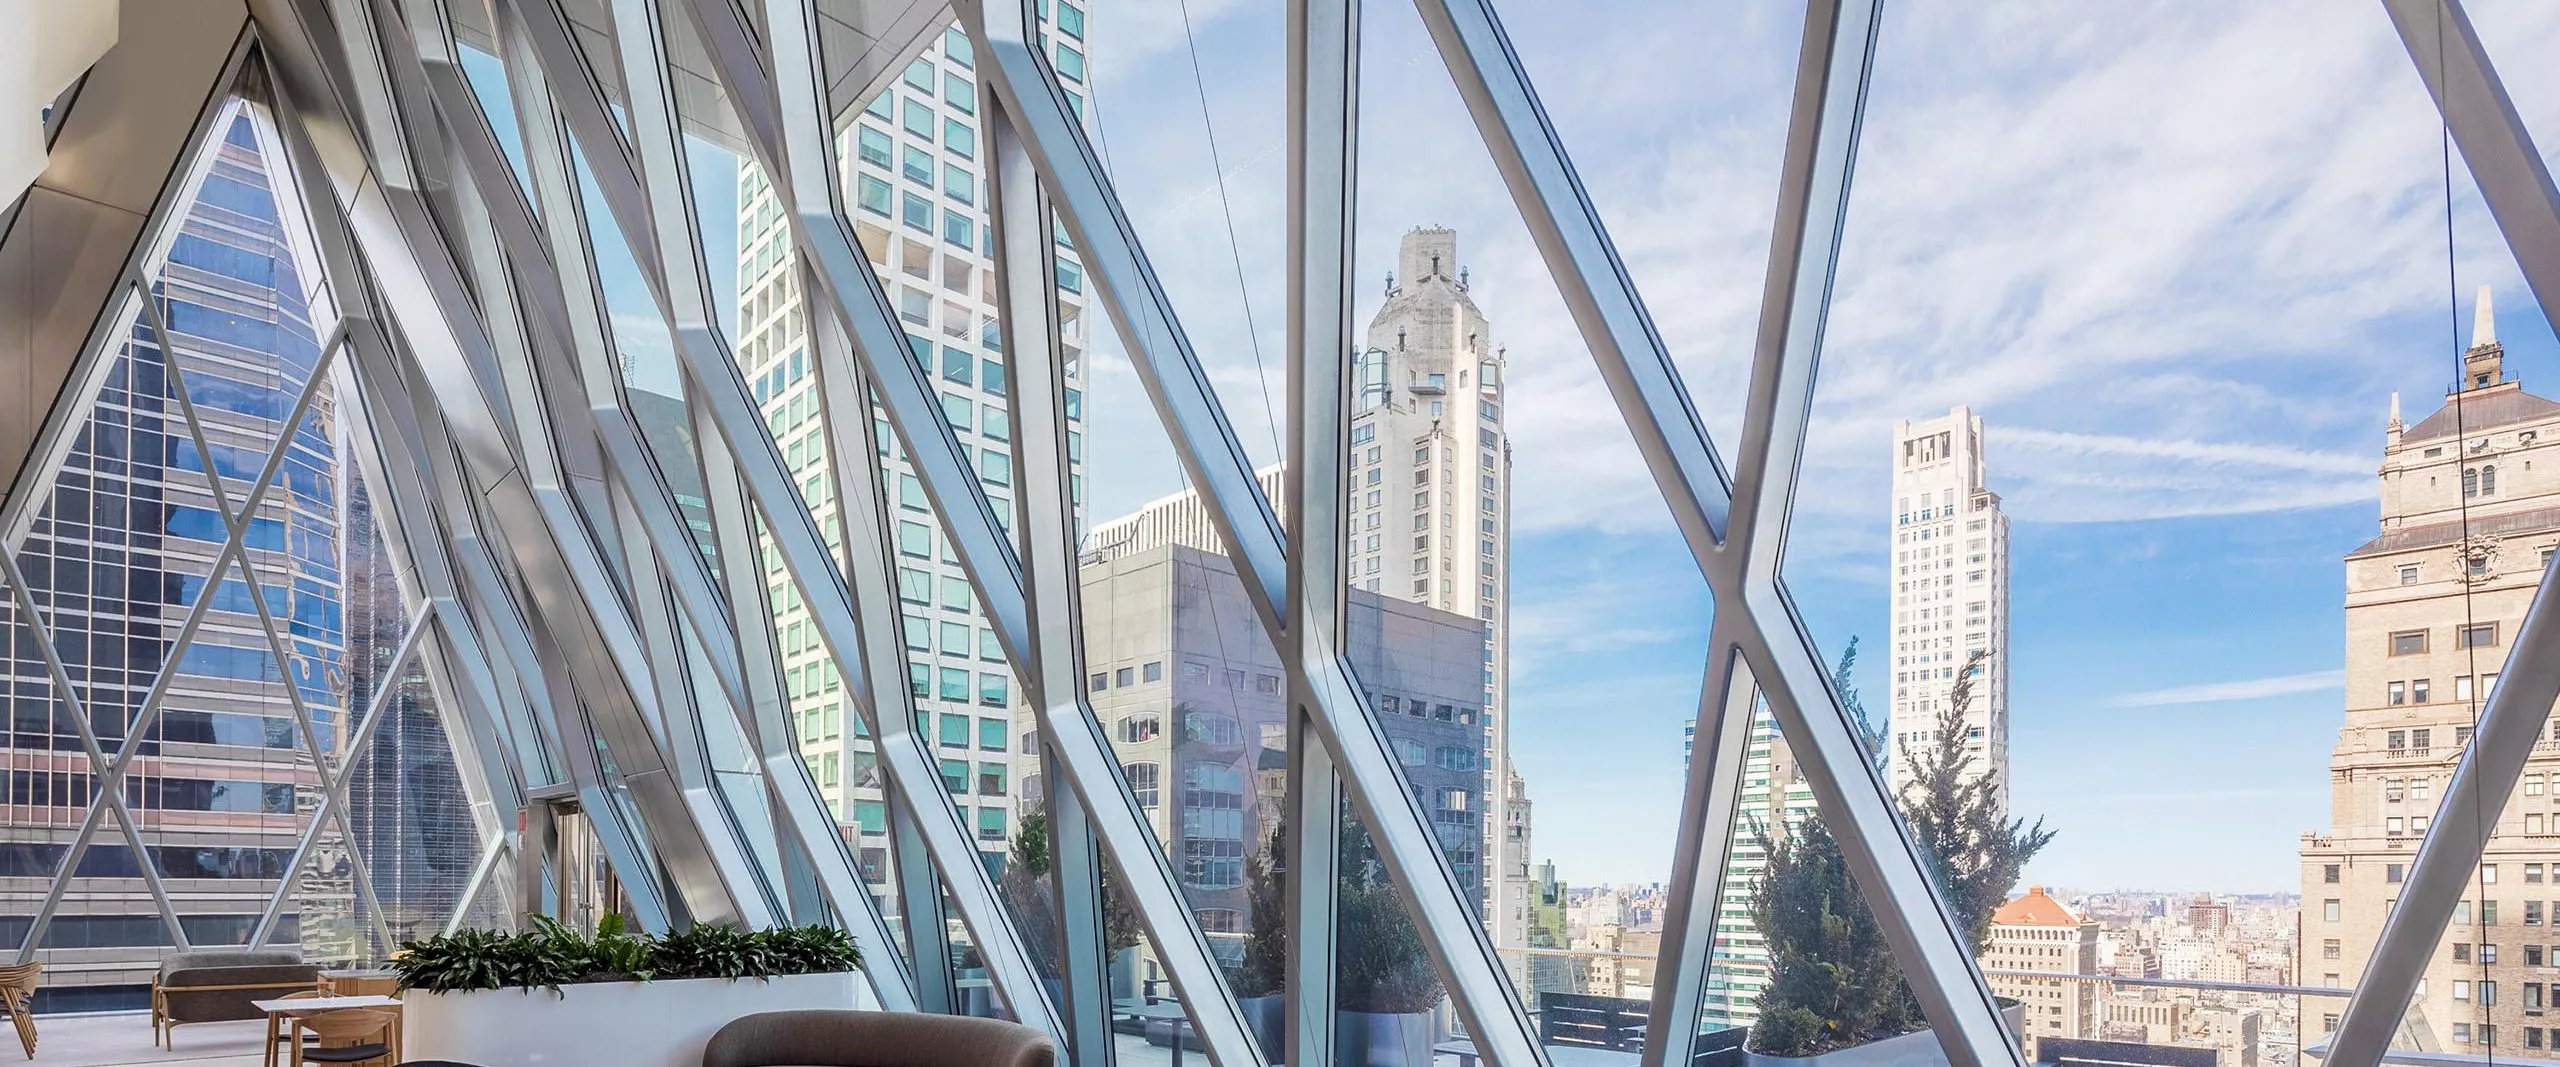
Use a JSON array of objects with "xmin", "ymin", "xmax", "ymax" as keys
[
  {"xmin": 481, "ymin": 0, "xmax": 2559, "ymax": 897},
  {"xmin": 1068, "ymin": 0, "xmax": 2560, "ymax": 894}
]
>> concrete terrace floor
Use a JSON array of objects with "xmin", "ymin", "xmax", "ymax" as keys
[{"xmin": 17, "ymin": 1013, "xmax": 266, "ymax": 1066}]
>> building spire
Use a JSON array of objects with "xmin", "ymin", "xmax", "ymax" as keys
[
  {"xmin": 2474, "ymin": 284, "xmax": 2498, "ymax": 351},
  {"xmin": 2389, "ymin": 390, "xmax": 2402, "ymax": 431}
]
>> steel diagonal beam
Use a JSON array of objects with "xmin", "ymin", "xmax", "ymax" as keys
[
  {"xmin": 1282, "ymin": 0, "xmax": 1359, "ymax": 1059},
  {"xmin": 18, "ymin": 277, "xmax": 357, "ymax": 957},
  {"xmin": 250, "ymin": 602, "xmax": 437, "ymax": 949},
  {"xmin": 958, "ymin": 3, "xmax": 1547, "ymax": 1064},
  {"xmin": 1407, "ymin": 1, "xmax": 2029, "ymax": 1065},
  {"xmin": 804, "ymin": 273, "xmax": 957, "ymax": 1012},
  {"xmin": 692, "ymin": 0, "xmax": 1267, "ymax": 1045},
  {"xmin": 505, "ymin": 0, "xmax": 999, "ymax": 995},
  {"xmin": 989, "ymin": 97, "xmax": 1140, "ymax": 1067},
  {"xmin": 578, "ymin": 0, "xmax": 1046, "ymax": 1021},
  {"xmin": 0, "ymin": 548, "xmax": 192, "ymax": 960},
  {"xmin": 2330, "ymin": 3, "xmax": 2560, "ymax": 1064},
  {"xmin": 495, "ymin": 0, "xmax": 1038, "ymax": 1013},
  {"xmin": 957, "ymin": 0, "xmax": 1288, "ymax": 637},
  {"xmin": 254, "ymin": 0, "xmax": 770, "ymax": 927}
]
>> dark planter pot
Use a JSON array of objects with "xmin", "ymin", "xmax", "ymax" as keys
[
  {"xmin": 1743, "ymin": 1005, "xmax": 2028, "ymax": 1067},
  {"xmin": 1337, "ymin": 1010, "xmax": 1433, "ymax": 1067},
  {"xmin": 1240, "ymin": 994, "xmax": 1285, "ymax": 1057}
]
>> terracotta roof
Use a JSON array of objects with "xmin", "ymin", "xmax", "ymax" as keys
[
  {"xmin": 1992, "ymin": 886, "xmax": 2082, "ymax": 927},
  {"xmin": 2402, "ymin": 383, "xmax": 2560, "ymax": 442},
  {"xmin": 2347, "ymin": 503, "xmax": 2560, "ymax": 559}
]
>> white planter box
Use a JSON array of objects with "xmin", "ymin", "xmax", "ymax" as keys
[{"xmin": 402, "ymin": 971, "xmax": 869, "ymax": 1067}]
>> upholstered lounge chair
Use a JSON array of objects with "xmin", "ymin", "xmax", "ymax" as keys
[
  {"xmin": 703, "ymin": 1009, "xmax": 1055, "ymax": 1067},
  {"xmin": 152, "ymin": 949, "xmax": 320, "ymax": 1047}
]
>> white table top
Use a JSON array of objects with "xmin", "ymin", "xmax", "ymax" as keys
[{"xmin": 251, "ymin": 994, "xmax": 403, "ymax": 1013}]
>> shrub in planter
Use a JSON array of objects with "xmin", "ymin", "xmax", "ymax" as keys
[{"xmin": 392, "ymin": 917, "xmax": 860, "ymax": 994}]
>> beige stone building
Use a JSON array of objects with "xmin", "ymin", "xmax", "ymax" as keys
[
  {"xmin": 2302, "ymin": 286, "xmax": 2560, "ymax": 1056},
  {"xmin": 1986, "ymin": 886, "xmax": 2100, "ymax": 1056}
]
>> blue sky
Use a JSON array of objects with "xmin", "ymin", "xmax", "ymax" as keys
[
  {"xmin": 467, "ymin": 3, "xmax": 2560, "ymax": 895},
  {"xmin": 1072, "ymin": 0, "xmax": 2560, "ymax": 894}
]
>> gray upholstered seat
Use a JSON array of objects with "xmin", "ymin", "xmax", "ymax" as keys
[
  {"xmin": 153, "ymin": 949, "xmax": 320, "ymax": 1047},
  {"xmin": 703, "ymin": 1010, "xmax": 1055, "ymax": 1067}
]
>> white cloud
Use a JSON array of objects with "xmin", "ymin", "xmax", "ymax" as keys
[
  {"xmin": 1076, "ymin": 0, "xmax": 2560, "ymax": 554},
  {"xmin": 2107, "ymin": 669, "xmax": 2344, "ymax": 708}
]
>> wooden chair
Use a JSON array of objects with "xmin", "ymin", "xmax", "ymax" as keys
[
  {"xmin": 264, "ymin": 989, "xmax": 325, "ymax": 1067},
  {"xmin": 0, "ymin": 961, "xmax": 37, "ymax": 1060},
  {"xmin": 287, "ymin": 1008, "xmax": 396, "ymax": 1067}
]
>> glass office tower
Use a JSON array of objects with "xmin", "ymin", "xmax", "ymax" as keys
[{"xmin": 0, "ymin": 107, "xmax": 472, "ymax": 1008}]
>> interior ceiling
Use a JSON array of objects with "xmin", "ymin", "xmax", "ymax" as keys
[{"xmin": 442, "ymin": 0, "xmax": 953, "ymax": 155}]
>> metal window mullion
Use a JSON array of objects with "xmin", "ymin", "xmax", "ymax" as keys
[
  {"xmin": 709, "ymin": 0, "xmax": 1029, "ymax": 657},
  {"xmin": 984, "ymin": 91, "xmax": 1268, "ymax": 1067},
  {"xmin": 579, "ymin": 0, "xmax": 1032, "ymax": 957},
  {"xmin": 15, "ymin": 284, "xmax": 350, "ymax": 956},
  {"xmin": 989, "ymin": 95, "xmax": 1120, "ymax": 1067},
  {"xmin": 1406, "ymin": 0, "xmax": 1733, "ymax": 549},
  {"xmin": 249, "ymin": 601, "xmax": 436, "ymax": 949},
  {"xmin": 1041, "ymin": 744, "xmax": 1115, "ymax": 1067},
  {"xmin": 2329, "ymin": 4, "xmax": 2560, "ymax": 1064},
  {"xmin": 254, "ymin": 28, "xmax": 757, "ymax": 928},
  {"xmin": 692, "ymin": 424, "xmax": 922, "ymax": 1009},
  {"xmin": 328, "ymin": 345, "xmax": 530, "ymax": 840},
  {"xmin": 806, "ymin": 271, "xmax": 957, "ymax": 1013},
  {"xmin": 1282, "ymin": 0, "xmax": 1361, "ymax": 1058},
  {"xmin": 232, "ymin": 528, "xmax": 404, "ymax": 957},
  {"xmin": 0, "ymin": 551, "xmax": 193, "ymax": 961},
  {"xmin": 1642, "ymin": 627, "xmax": 1758, "ymax": 1067},
  {"xmin": 335, "ymin": 315, "xmax": 564, "ymax": 800},
  {"xmin": 444, "ymin": 834, "xmax": 512, "ymax": 935},
  {"xmin": 962, "ymin": 4, "xmax": 1544, "ymax": 1063},
  {"xmin": 963, "ymin": 0, "xmax": 1287, "ymax": 637}
]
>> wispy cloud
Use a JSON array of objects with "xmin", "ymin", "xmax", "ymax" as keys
[{"xmin": 2107, "ymin": 669, "xmax": 2344, "ymax": 708}]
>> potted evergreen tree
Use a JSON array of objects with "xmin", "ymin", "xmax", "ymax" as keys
[
  {"xmin": 1747, "ymin": 644, "xmax": 2048, "ymax": 1064},
  {"xmin": 1237, "ymin": 821, "xmax": 1446, "ymax": 1067}
]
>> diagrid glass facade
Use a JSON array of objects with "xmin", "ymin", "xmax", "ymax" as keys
[{"xmin": 11, "ymin": 4, "xmax": 2560, "ymax": 1067}]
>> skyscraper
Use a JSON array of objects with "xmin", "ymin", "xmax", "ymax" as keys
[
  {"xmin": 1084, "ymin": 226, "xmax": 1529, "ymax": 942},
  {"xmin": 728, "ymin": 11, "xmax": 1094, "ymax": 874},
  {"xmin": 1886, "ymin": 406, "xmax": 2011, "ymax": 808},
  {"xmin": 1684, "ymin": 705, "xmax": 1819, "ymax": 1029},
  {"xmin": 2303, "ymin": 286, "xmax": 2560, "ymax": 1057},
  {"xmin": 0, "ymin": 106, "xmax": 471, "ymax": 1003}
]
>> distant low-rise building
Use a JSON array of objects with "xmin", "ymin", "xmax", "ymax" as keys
[{"xmin": 1988, "ymin": 886, "xmax": 2100, "ymax": 1058}]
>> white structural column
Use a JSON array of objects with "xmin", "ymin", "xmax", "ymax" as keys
[
  {"xmin": 1283, "ymin": 0, "xmax": 1359, "ymax": 1060},
  {"xmin": 991, "ymin": 94, "xmax": 1116, "ymax": 1066},
  {"xmin": 959, "ymin": 2, "xmax": 1548, "ymax": 1064},
  {"xmin": 2330, "ymin": 3, "xmax": 2560, "ymax": 1065}
]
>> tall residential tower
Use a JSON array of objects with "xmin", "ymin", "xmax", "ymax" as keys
[
  {"xmin": 1886, "ymin": 406, "xmax": 2011, "ymax": 808},
  {"xmin": 1085, "ymin": 227, "xmax": 1530, "ymax": 944}
]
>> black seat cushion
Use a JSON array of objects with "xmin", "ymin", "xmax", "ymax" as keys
[{"xmin": 301, "ymin": 1043, "xmax": 389, "ymax": 1063}]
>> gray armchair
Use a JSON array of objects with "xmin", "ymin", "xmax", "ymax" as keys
[
  {"xmin": 152, "ymin": 949, "xmax": 320, "ymax": 1047},
  {"xmin": 703, "ymin": 1010, "xmax": 1055, "ymax": 1067}
]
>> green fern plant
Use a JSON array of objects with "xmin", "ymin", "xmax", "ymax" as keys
[{"xmin": 392, "ymin": 920, "xmax": 859, "ymax": 993}]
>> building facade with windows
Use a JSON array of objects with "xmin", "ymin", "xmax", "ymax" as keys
[
  {"xmin": 1080, "ymin": 226, "xmax": 1530, "ymax": 946},
  {"xmin": 729, "ymin": 9, "xmax": 1095, "ymax": 878},
  {"xmin": 2304, "ymin": 287, "xmax": 2560, "ymax": 1057},
  {"xmin": 1886, "ymin": 405, "xmax": 2011, "ymax": 808},
  {"xmin": 1067, "ymin": 543, "xmax": 1490, "ymax": 962},
  {"xmin": 1683, "ymin": 705, "xmax": 1820, "ymax": 1029},
  {"xmin": 1985, "ymin": 886, "xmax": 2101, "ymax": 1058},
  {"xmin": 0, "ymin": 109, "xmax": 471, "ymax": 1003}
]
